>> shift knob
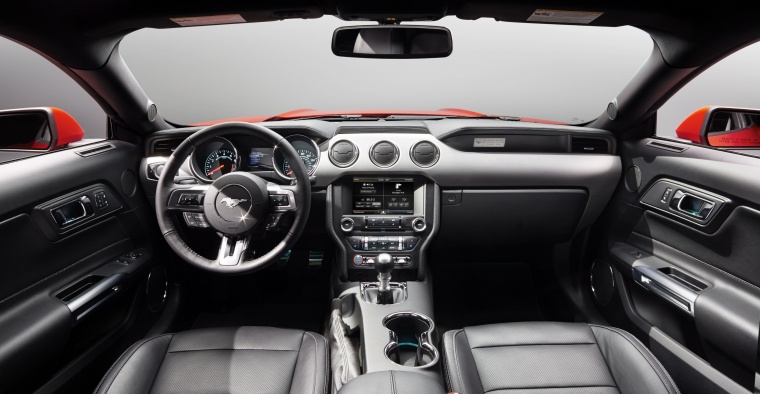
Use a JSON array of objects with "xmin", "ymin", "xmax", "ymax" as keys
[{"xmin": 375, "ymin": 253, "xmax": 394, "ymax": 274}]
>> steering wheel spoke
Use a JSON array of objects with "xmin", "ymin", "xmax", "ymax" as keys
[{"xmin": 217, "ymin": 234, "xmax": 251, "ymax": 266}]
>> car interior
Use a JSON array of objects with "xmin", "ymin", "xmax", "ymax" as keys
[{"xmin": 2, "ymin": 1, "xmax": 760, "ymax": 393}]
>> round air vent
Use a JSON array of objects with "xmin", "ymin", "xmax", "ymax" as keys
[
  {"xmin": 329, "ymin": 140, "xmax": 358, "ymax": 167},
  {"xmin": 410, "ymin": 141, "xmax": 440, "ymax": 167},
  {"xmin": 369, "ymin": 141, "xmax": 399, "ymax": 168}
]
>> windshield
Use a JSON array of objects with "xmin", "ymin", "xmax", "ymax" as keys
[{"xmin": 120, "ymin": 16, "xmax": 652, "ymax": 125}]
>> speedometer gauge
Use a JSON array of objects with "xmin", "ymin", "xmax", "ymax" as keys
[
  {"xmin": 274, "ymin": 135, "xmax": 321, "ymax": 179},
  {"xmin": 282, "ymin": 149, "xmax": 318, "ymax": 177},
  {"xmin": 204, "ymin": 149, "xmax": 236, "ymax": 180}
]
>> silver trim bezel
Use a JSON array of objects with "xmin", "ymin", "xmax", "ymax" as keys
[
  {"xmin": 369, "ymin": 140, "xmax": 400, "ymax": 168},
  {"xmin": 273, "ymin": 134, "xmax": 320, "ymax": 180},
  {"xmin": 329, "ymin": 139, "xmax": 360, "ymax": 168},
  {"xmin": 409, "ymin": 141, "xmax": 440, "ymax": 168},
  {"xmin": 190, "ymin": 136, "xmax": 239, "ymax": 183}
]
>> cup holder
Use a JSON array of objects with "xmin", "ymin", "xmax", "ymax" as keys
[{"xmin": 382, "ymin": 312, "xmax": 439, "ymax": 368}]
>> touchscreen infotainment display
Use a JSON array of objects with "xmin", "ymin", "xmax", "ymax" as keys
[{"xmin": 352, "ymin": 177, "xmax": 414, "ymax": 214}]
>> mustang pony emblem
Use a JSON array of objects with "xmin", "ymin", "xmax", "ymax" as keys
[{"xmin": 220, "ymin": 197, "xmax": 248, "ymax": 208}]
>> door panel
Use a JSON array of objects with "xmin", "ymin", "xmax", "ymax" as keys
[
  {"xmin": 595, "ymin": 137, "xmax": 760, "ymax": 393},
  {"xmin": 0, "ymin": 141, "xmax": 168, "ymax": 392}
]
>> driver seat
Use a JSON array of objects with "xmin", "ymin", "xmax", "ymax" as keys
[{"xmin": 94, "ymin": 326, "xmax": 328, "ymax": 394}]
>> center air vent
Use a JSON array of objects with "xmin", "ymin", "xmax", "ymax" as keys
[
  {"xmin": 329, "ymin": 140, "xmax": 358, "ymax": 167},
  {"xmin": 571, "ymin": 137, "xmax": 610, "ymax": 154},
  {"xmin": 410, "ymin": 141, "xmax": 440, "ymax": 167},
  {"xmin": 370, "ymin": 141, "xmax": 399, "ymax": 167}
]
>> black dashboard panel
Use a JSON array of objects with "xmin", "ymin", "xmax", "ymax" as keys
[{"xmin": 140, "ymin": 119, "xmax": 622, "ymax": 267}]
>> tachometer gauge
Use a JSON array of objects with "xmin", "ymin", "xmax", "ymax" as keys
[
  {"xmin": 274, "ymin": 135, "xmax": 321, "ymax": 179},
  {"xmin": 204, "ymin": 149, "xmax": 236, "ymax": 180},
  {"xmin": 190, "ymin": 137, "xmax": 238, "ymax": 182}
]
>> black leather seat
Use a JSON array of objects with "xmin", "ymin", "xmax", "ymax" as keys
[
  {"xmin": 442, "ymin": 322, "xmax": 679, "ymax": 394},
  {"xmin": 94, "ymin": 326, "xmax": 328, "ymax": 394}
]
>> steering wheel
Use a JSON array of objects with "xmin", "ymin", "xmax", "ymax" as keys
[{"xmin": 155, "ymin": 122, "xmax": 311, "ymax": 274}]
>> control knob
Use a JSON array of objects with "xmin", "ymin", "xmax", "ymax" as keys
[
  {"xmin": 412, "ymin": 217, "xmax": 427, "ymax": 232},
  {"xmin": 340, "ymin": 217, "xmax": 354, "ymax": 232}
]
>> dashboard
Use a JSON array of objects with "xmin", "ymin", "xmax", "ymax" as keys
[{"xmin": 140, "ymin": 119, "xmax": 622, "ymax": 281}]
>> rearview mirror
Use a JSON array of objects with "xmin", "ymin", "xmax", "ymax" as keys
[
  {"xmin": 675, "ymin": 106, "xmax": 760, "ymax": 147},
  {"xmin": 0, "ymin": 107, "xmax": 84, "ymax": 151},
  {"xmin": 332, "ymin": 25, "xmax": 452, "ymax": 59}
]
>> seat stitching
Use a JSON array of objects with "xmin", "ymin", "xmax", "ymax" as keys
[
  {"xmin": 93, "ymin": 334, "xmax": 173, "ymax": 394},
  {"xmin": 589, "ymin": 326, "xmax": 620, "ymax": 390},
  {"xmin": 333, "ymin": 313, "xmax": 350, "ymax": 384},
  {"xmin": 166, "ymin": 348, "xmax": 299, "ymax": 354},
  {"xmin": 483, "ymin": 384, "xmax": 618, "ymax": 393},
  {"xmin": 146, "ymin": 334, "xmax": 174, "ymax": 392},
  {"xmin": 452, "ymin": 329, "xmax": 467, "ymax": 394},
  {"xmin": 589, "ymin": 325, "xmax": 679, "ymax": 394},
  {"xmin": 441, "ymin": 342, "xmax": 454, "ymax": 391},
  {"xmin": 323, "ymin": 335, "xmax": 330, "ymax": 394},
  {"xmin": 470, "ymin": 342, "xmax": 596, "ymax": 349},
  {"xmin": 304, "ymin": 332, "xmax": 319, "ymax": 394},
  {"xmin": 390, "ymin": 370, "xmax": 397, "ymax": 394}
]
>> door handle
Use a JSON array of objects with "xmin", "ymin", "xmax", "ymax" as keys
[
  {"xmin": 51, "ymin": 196, "xmax": 94, "ymax": 227},
  {"xmin": 670, "ymin": 191, "xmax": 715, "ymax": 220}
]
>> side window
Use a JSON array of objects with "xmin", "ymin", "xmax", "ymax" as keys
[
  {"xmin": 657, "ymin": 42, "xmax": 760, "ymax": 155},
  {"xmin": 0, "ymin": 36, "xmax": 106, "ymax": 143}
]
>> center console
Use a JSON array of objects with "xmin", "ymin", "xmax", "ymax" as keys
[
  {"xmin": 328, "ymin": 175, "xmax": 438, "ymax": 282},
  {"xmin": 328, "ymin": 175, "xmax": 442, "ymax": 390}
]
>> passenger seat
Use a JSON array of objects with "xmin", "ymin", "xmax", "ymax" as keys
[{"xmin": 442, "ymin": 322, "xmax": 679, "ymax": 394}]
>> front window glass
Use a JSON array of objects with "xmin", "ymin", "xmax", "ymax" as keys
[{"xmin": 121, "ymin": 17, "xmax": 653, "ymax": 125}]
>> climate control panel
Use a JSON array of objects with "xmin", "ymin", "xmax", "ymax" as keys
[
  {"xmin": 352, "ymin": 254, "xmax": 413, "ymax": 267},
  {"xmin": 340, "ymin": 215, "xmax": 427, "ymax": 232},
  {"xmin": 347, "ymin": 236, "xmax": 419, "ymax": 251}
]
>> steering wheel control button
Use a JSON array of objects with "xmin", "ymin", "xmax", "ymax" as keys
[
  {"xmin": 178, "ymin": 193, "xmax": 203, "ymax": 206},
  {"xmin": 183, "ymin": 212, "xmax": 209, "ymax": 228},
  {"xmin": 330, "ymin": 140, "xmax": 359, "ymax": 167},
  {"xmin": 264, "ymin": 213, "xmax": 283, "ymax": 230},
  {"xmin": 369, "ymin": 141, "xmax": 399, "ymax": 167},
  {"xmin": 412, "ymin": 217, "xmax": 427, "ymax": 232},
  {"xmin": 269, "ymin": 194, "xmax": 290, "ymax": 206},
  {"xmin": 340, "ymin": 217, "xmax": 355, "ymax": 232}
]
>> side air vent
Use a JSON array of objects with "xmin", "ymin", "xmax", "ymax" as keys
[
  {"xmin": 75, "ymin": 143, "xmax": 115, "ymax": 157},
  {"xmin": 329, "ymin": 140, "xmax": 359, "ymax": 167},
  {"xmin": 151, "ymin": 139, "xmax": 182, "ymax": 156},
  {"xmin": 571, "ymin": 137, "xmax": 610, "ymax": 154},
  {"xmin": 410, "ymin": 141, "xmax": 440, "ymax": 167},
  {"xmin": 369, "ymin": 141, "xmax": 399, "ymax": 167}
]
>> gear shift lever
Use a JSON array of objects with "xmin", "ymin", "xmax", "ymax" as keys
[{"xmin": 375, "ymin": 253, "xmax": 394, "ymax": 304}]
